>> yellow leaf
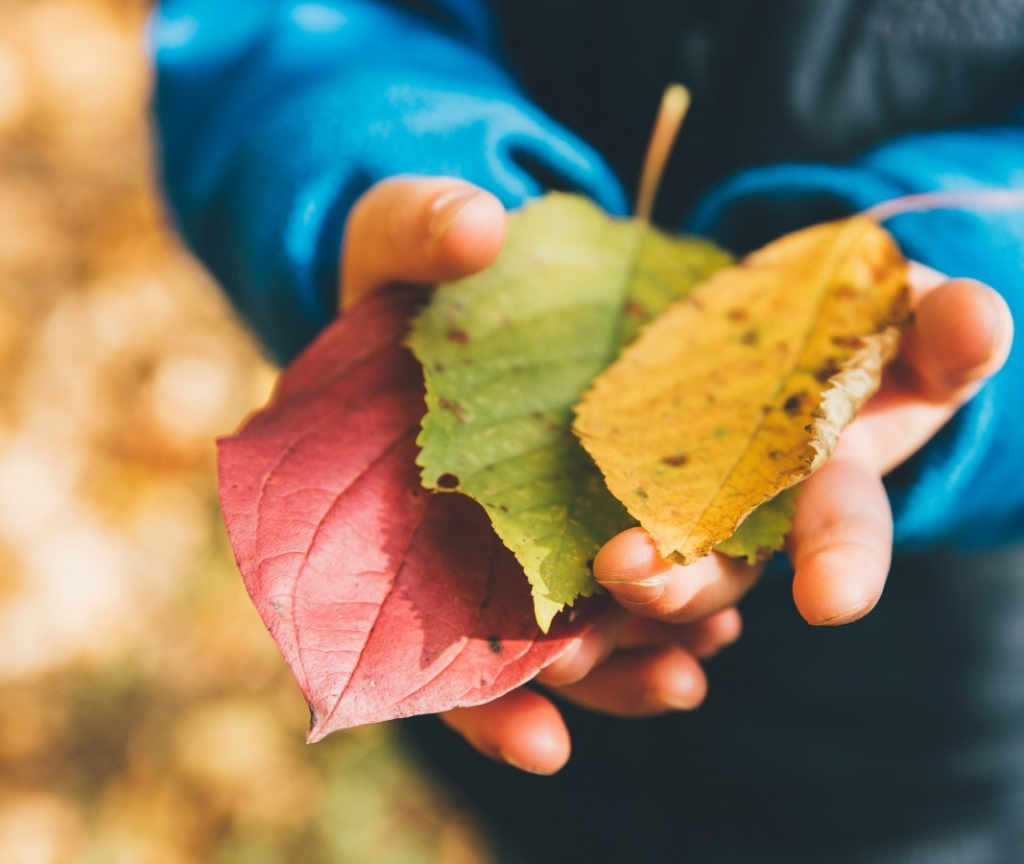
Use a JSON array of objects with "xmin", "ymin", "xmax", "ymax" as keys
[{"xmin": 574, "ymin": 216, "xmax": 911, "ymax": 564}]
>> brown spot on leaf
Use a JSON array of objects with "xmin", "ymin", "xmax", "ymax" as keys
[
  {"xmin": 831, "ymin": 334, "xmax": 862, "ymax": 350},
  {"xmin": 661, "ymin": 454, "xmax": 689, "ymax": 467},
  {"xmin": 635, "ymin": 487, "xmax": 649, "ymax": 500},
  {"xmin": 626, "ymin": 301, "xmax": 645, "ymax": 319},
  {"xmin": 814, "ymin": 359, "xmax": 842, "ymax": 383},
  {"xmin": 727, "ymin": 308, "xmax": 749, "ymax": 322},
  {"xmin": 447, "ymin": 329, "xmax": 469, "ymax": 345},
  {"xmin": 437, "ymin": 397, "xmax": 465, "ymax": 421},
  {"xmin": 740, "ymin": 328, "xmax": 760, "ymax": 346},
  {"xmin": 783, "ymin": 392, "xmax": 808, "ymax": 416},
  {"xmin": 436, "ymin": 473, "xmax": 460, "ymax": 489},
  {"xmin": 834, "ymin": 283, "xmax": 858, "ymax": 299}
]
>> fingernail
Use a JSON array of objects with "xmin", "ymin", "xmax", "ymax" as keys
[
  {"xmin": 594, "ymin": 577, "xmax": 666, "ymax": 605},
  {"xmin": 815, "ymin": 604, "xmax": 871, "ymax": 627},
  {"xmin": 498, "ymin": 750, "xmax": 551, "ymax": 775},
  {"xmin": 656, "ymin": 689, "xmax": 701, "ymax": 711},
  {"xmin": 429, "ymin": 189, "xmax": 483, "ymax": 244},
  {"xmin": 982, "ymin": 288, "xmax": 1007, "ymax": 365}
]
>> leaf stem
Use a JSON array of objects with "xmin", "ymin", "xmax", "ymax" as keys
[
  {"xmin": 636, "ymin": 84, "xmax": 692, "ymax": 224},
  {"xmin": 862, "ymin": 188, "xmax": 1024, "ymax": 223}
]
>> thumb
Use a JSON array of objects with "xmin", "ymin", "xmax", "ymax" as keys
[{"xmin": 340, "ymin": 177, "xmax": 506, "ymax": 311}]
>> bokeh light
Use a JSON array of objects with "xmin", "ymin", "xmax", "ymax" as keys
[{"xmin": 0, "ymin": 1, "xmax": 493, "ymax": 861}]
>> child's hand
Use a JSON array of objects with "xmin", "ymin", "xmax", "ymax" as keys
[
  {"xmin": 341, "ymin": 177, "xmax": 1013, "ymax": 774},
  {"xmin": 594, "ymin": 262, "xmax": 1013, "ymax": 628}
]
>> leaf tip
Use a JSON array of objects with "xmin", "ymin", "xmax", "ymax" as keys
[
  {"xmin": 306, "ymin": 704, "xmax": 329, "ymax": 744},
  {"xmin": 533, "ymin": 595, "xmax": 564, "ymax": 634}
]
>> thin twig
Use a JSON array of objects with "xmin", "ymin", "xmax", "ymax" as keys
[
  {"xmin": 636, "ymin": 84, "xmax": 692, "ymax": 223},
  {"xmin": 863, "ymin": 188, "xmax": 1024, "ymax": 223}
]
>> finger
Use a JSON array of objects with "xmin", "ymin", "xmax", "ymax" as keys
[
  {"xmin": 340, "ymin": 177, "xmax": 506, "ymax": 310},
  {"xmin": 895, "ymin": 277, "xmax": 1011, "ymax": 402},
  {"xmin": 616, "ymin": 607, "xmax": 743, "ymax": 659},
  {"xmin": 860, "ymin": 278, "xmax": 1013, "ymax": 474},
  {"xmin": 787, "ymin": 428, "xmax": 893, "ymax": 626},
  {"xmin": 593, "ymin": 527, "xmax": 762, "ymax": 624},
  {"xmin": 904, "ymin": 260, "xmax": 948, "ymax": 302},
  {"xmin": 535, "ymin": 606, "xmax": 630, "ymax": 687},
  {"xmin": 552, "ymin": 646, "xmax": 707, "ymax": 717},
  {"xmin": 440, "ymin": 688, "xmax": 570, "ymax": 775}
]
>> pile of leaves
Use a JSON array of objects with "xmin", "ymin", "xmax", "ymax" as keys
[{"xmin": 218, "ymin": 193, "xmax": 909, "ymax": 741}]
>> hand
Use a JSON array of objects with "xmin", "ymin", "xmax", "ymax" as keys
[
  {"xmin": 595, "ymin": 261, "xmax": 1012, "ymax": 630},
  {"xmin": 342, "ymin": 177, "xmax": 1014, "ymax": 774},
  {"xmin": 343, "ymin": 176, "xmax": 740, "ymax": 774}
]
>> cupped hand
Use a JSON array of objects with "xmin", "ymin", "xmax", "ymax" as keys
[
  {"xmin": 593, "ymin": 264, "xmax": 1013, "ymax": 629},
  {"xmin": 341, "ymin": 177, "xmax": 1013, "ymax": 774},
  {"xmin": 342, "ymin": 176, "xmax": 742, "ymax": 774}
]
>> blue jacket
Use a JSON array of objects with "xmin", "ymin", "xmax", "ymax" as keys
[{"xmin": 151, "ymin": 0, "xmax": 1024, "ymax": 550}]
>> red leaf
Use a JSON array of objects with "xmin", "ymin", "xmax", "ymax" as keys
[{"xmin": 218, "ymin": 286, "xmax": 606, "ymax": 741}]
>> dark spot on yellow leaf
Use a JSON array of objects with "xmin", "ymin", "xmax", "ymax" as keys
[
  {"xmin": 814, "ymin": 358, "xmax": 842, "ymax": 383},
  {"xmin": 635, "ymin": 487, "xmax": 649, "ymax": 500},
  {"xmin": 741, "ymin": 328, "xmax": 760, "ymax": 346},
  {"xmin": 433, "ymin": 362, "xmax": 444, "ymax": 373},
  {"xmin": 661, "ymin": 454, "xmax": 689, "ymax": 467},
  {"xmin": 447, "ymin": 328, "xmax": 469, "ymax": 345},
  {"xmin": 831, "ymin": 334, "xmax": 862, "ymax": 350},
  {"xmin": 804, "ymin": 424, "xmax": 814, "ymax": 433},
  {"xmin": 727, "ymin": 308, "xmax": 749, "ymax": 322},
  {"xmin": 835, "ymin": 284, "xmax": 858, "ymax": 299},
  {"xmin": 436, "ymin": 473, "xmax": 460, "ymax": 489},
  {"xmin": 783, "ymin": 392, "xmax": 807, "ymax": 416}
]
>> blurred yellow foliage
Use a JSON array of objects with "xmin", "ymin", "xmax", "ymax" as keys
[{"xmin": 0, "ymin": 1, "xmax": 493, "ymax": 862}]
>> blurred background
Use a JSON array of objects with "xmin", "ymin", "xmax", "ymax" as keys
[{"xmin": 0, "ymin": 0, "xmax": 494, "ymax": 861}]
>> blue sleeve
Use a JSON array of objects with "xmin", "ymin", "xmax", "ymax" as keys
[
  {"xmin": 686, "ymin": 123, "xmax": 1024, "ymax": 551},
  {"xmin": 150, "ymin": 0, "xmax": 627, "ymax": 364}
]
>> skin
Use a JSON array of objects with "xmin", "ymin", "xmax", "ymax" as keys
[{"xmin": 341, "ymin": 176, "xmax": 1015, "ymax": 775}]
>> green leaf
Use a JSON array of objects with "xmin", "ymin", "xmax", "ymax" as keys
[
  {"xmin": 408, "ymin": 194, "xmax": 732, "ymax": 630},
  {"xmin": 714, "ymin": 487, "xmax": 800, "ymax": 564}
]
